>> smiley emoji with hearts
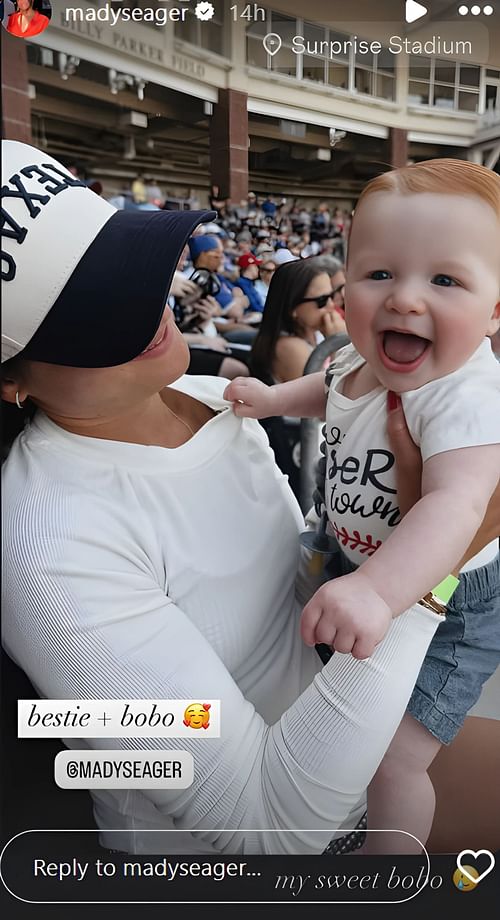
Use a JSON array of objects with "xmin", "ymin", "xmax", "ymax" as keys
[{"xmin": 183, "ymin": 702, "xmax": 211, "ymax": 729}]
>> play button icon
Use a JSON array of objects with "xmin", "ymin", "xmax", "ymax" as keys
[{"xmin": 406, "ymin": 0, "xmax": 427, "ymax": 23}]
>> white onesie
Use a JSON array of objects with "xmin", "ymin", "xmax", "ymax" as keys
[{"xmin": 324, "ymin": 338, "xmax": 500, "ymax": 567}]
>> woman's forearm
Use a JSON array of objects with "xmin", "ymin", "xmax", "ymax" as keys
[
  {"xmin": 387, "ymin": 396, "xmax": 500, "ymax": 575},
  {"xmin": 453, "ymin": 482, "xmax": 500, "ymax": 574},
  {"xmin": 360, "ymin": 488, "xmax": 487, "ymax": 615}
]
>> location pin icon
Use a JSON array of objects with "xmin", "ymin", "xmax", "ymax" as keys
[{"xmin": 263, "ymin": 33, "xmax": 282, "ymax": 57}]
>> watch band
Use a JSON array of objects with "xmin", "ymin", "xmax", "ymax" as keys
[
  {"xmin": 419, "ymin": 574, "xmax": 460, "ymax": 616},
  {"xmin": 432, "ymin": 574, "xmax": 460, "ymax": 604}
]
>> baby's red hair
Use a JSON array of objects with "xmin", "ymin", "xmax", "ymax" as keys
[{"xmin": 356, "ymin": 158, "xmax": 500, "ymax": 218}]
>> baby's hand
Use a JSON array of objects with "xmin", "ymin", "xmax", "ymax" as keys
[
  {"xmin": 223, "ymin": 377, "xmax": 278, "ymax": 419},
  {"xmin": 300, "ymin": 571, "xmax": 393, "ymax": 660}
]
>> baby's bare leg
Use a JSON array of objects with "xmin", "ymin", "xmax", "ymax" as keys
[{"xmin": 358, "ymin": 712, "xmax": 442, "ymax": 854}]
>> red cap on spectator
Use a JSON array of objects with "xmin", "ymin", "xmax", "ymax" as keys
[{"xmin": 238, "ymin": 253, "xmax": 262, "ymax": 269}]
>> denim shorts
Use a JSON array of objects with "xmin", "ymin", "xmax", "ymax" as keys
[{"xmin": 325, "ymin": 547, "xmax": 500, "ymax": 745}]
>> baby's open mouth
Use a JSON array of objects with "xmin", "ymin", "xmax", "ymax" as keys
[{"xmin": 382, "ymin": 331, "xmax": 431, "ymax": 364}]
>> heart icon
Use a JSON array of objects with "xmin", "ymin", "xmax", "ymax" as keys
[{"xmin": 456, "ymin": 849, "xmax": 495, "ymax": 885}]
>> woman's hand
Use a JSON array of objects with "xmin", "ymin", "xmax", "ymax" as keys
[
  {"xmin": 387, "ymin": 392, "xmax": 500, "ymax": 575},
  {"xmin": 320, "ymin": 308, "xmax": 347, "ymax": 338}
]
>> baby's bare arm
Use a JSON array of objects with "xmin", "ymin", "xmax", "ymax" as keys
[
  {"xmin": 224, "ymin": 371, "xmax": 326, "ymax": 419},
  {"xmin": 359, "ymin": 445, "xmax": 500, "ymax": 616}
]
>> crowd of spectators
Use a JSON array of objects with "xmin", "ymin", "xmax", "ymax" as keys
[
  {"xmin": 167, "ymin": 189, "xmax": 351, "ymax": 368},
  {"xmin": 82, "ymin": 173, "xmax": 352, "ymax": 488},
  {"xmin": 102, "ymin": 183, "xmax": 353, "ymax": 491}
]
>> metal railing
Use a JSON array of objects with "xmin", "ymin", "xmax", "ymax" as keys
[{"xmin": 299, "ymin": 333, "xmax": 350, "ymax": 513}]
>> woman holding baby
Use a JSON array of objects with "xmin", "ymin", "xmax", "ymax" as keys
[{"xmin": 2, "ymin": 142, "xmax": 499, "ymax": 855}]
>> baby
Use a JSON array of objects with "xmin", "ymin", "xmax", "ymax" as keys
[{"xmin": 224, "ymin": 159, "xmax": 500, "ymax": 854}]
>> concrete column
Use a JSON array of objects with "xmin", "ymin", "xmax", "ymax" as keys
[
  {"xmin": 388, "ymin": 127, "xmax": 408, "ymax": 168},
  {"xmin": 209, "ymin": 88, "xmax": 248, "ymax": 205},
  {"xmin": 1, "ymin": 30, "xmax": 31, "ymax": 143},
  {"xmin": 467, "ymin": 148, "xmax": 484, "ymax": 164}
]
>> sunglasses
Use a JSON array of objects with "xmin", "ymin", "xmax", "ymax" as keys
[{"xmin": 299, "ymin": 290, "xmax": 336, "ymax": 309}]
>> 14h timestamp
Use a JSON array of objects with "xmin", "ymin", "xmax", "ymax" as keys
[{"xmin": 230, "ymin": 4, "xmax": 266, "ymax": 21}]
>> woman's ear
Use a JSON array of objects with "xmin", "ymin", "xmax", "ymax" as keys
[{"xmin": 1, "ymin": 377, "xmax": 27, "ymax": 406}]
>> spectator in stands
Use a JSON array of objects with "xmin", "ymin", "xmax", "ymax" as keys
[
  {"xmin": 261, "ymin": 195, "xmax": 277, "ymax": 220},
  {"xmin": 251, "ymin": 258, "xmax": 346, "ymax": 386},
  {"xmin": 255, "ymin": 241, "xmax": 275, "ymax": 259},
  {"xmin": 299, "ymin": 231, "xmax": 321, "ymax": 259},
  {"xmin": 188, "ymin": 235, "xmax": 248, "ymax": 321},
  {"xmin": 170, "ymin": 251, "xmax": 250, "ymax": 380},
  {"xmin": 314, "ymin": 255, "xmax": 346, "ymax": 317},
  {"xmin": 311, "ymin": 203, "xmax": 330, "ymax": 243},
  {"xmin": 254, "ymin": 258, "xmax": 276, "ymax": 304},
  {"xmin": 332, "ymin": 206, "xmax": 345, "ymax": 235},
  {"xmin": 86, "ymin": 179, "xmax": 103, "ymax": 197},
  {"xmin": 221, "ymin": 238, "xmax": 239, "ymax": 279},
  {"xmin": 321, "ymin": 234, "xmax": 345, "ymax": 262},
  {"xmin": 146, "ymin": 179, "xmax": 163, "ymax": 208},
  {"xmin": 208, "ymin": 184, "xmax": 227, "ymax": 215},
  {"xmin": 235, "ymin": 230, "xmax": 253, "ymax": 255},
  {"xmin": 236, "ymin": 253, "xmax": 265, "ymax": 314},
  {"xmin": 131, "ymin": 173, "xmax": 147, "ymax": 205},
  {"xmin": 273, "ymin": 248, "xmax": 298, "ymax": 266}
]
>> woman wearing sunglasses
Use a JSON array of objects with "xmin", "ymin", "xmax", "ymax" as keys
[
  {"xmin": 251, "ymin": 257, "xmax": 347, "ymax": 385},
  {"xmin": 315, "ymin": 255, "xmax": 347, "ymax": 320}
]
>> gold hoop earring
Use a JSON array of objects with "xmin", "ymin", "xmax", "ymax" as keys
[{"xmin": 15, "ymin": 391, "xmax": 24, "ymax": 410}]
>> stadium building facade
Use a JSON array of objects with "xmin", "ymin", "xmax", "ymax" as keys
[{"xmin": 2, "ymin": 0, "xmax": 499, "ymax": 205}]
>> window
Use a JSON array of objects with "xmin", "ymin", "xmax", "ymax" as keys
[
  {"xmin": 376, "ymin": 50, "xmax": 396, "ymax": 101},
  {"xmin": 408, "ymin": 80, "xmax": 430, "ymax": 105},
  {"xmin": 272, "ymin": 45, "xmax": 297, "ymax": 78},
  {"xmin": 303, "ymin": 55, "xmax": 326, "ymax": 83},
  {"xmin": 409, "ymin": 56, "xmax": 432, "ymax": 81},
  {"xmin": 407, "ymin": 57, "xmax": 480, "ymax": 112},
  {"xmin": 460, "ymin": 65, "xmax": 480, "ymax": 87},
  {"xmin": 355, "ymin": 68, "xmax": 373, "ymax": 95},
  {"xmin": 175, "ymin": 0, "xmax": 226, "ymax": 55},
  {"xmin": 270, "ymin": 13, "xmax": 298, "ymax": 77},
  {"xmin": 246, "ymin": 9, "xmax": 395, "ymax": 102},
  {"xmin": 328, "ymin": 61, "xmax": 349, "ymax": 90}
]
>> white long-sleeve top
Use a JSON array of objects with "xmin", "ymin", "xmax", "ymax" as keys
[{"xmin": 2, "ymin": 375, "xmax": 439, "ymax": 854}]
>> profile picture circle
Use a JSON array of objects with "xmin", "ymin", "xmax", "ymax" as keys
[{"xmin": 2, "ymin": 0, "xmax": 52, "ymax": 39}]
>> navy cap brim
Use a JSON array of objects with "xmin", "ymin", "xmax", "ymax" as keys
[{"xmin": 22, "ymin": 208, "xmax": 216, "ymax": 368}]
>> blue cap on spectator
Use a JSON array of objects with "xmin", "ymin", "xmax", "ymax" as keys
[{"xmin": 189, "ymin": 234, "xmax": 220, "ymax": 262}]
